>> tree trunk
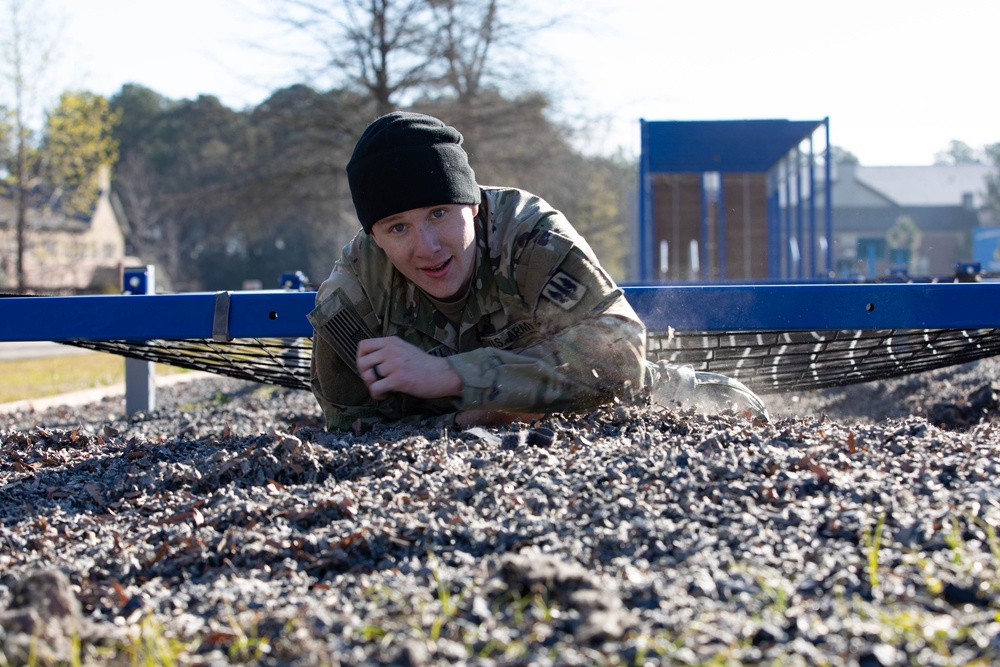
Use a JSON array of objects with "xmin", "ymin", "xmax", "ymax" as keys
[{"xmin": 14, "ymin": 132, "xmax": 27, "ymax": 291}]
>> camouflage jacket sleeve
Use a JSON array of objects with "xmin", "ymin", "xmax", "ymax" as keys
[{"xmin": 444, "ymin": 189, "xmax": 647, "ymax": 414}]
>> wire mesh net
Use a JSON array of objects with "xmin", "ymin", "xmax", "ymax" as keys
[
  {"xmin": 66, "ymin": 327, "xmax": 1000, "ymax": 395},
  {"xmin": 648, "ymin": 327, "xmax": 1000, "ymax": 393},
  {"xmin": 67, "ymin": 338, "xmax": 314, "ymax": 391}
]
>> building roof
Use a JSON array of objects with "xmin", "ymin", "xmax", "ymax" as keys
[
  {"xmin": 852, "ymin": 164, "xmax": 991, "ymax": 208},
  {"xmin": 833, "ymin": 205, "xmax": 981, "ymax": 233},
  {"xmin": 0, "ymin": 195, "xmax": 90, "ymax": 232}
]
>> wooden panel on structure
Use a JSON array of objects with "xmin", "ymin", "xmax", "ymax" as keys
[
  {"xmin": 722, "ymin": 173, "xmax": 769, "ymax": 280},
  {"xmin": 652, "ymin": 173, "xmax": 702, "ymax": 281}
]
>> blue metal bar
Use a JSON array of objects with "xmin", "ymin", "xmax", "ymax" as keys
[
  {"xmin": 624, "ymin": 282, "xmax": 1000, "ymax": 332},
  {"xmin": 3, "ymin": 284, "xmax": 1000, "ymax": 343},
  {"xmin": 0, "ymin": 291, "xmax": 317, "ymax": 342}
]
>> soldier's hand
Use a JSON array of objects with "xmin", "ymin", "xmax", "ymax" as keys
[{"xmin": 357, "ymin": 336, "xmax": 463, "ymax": 400}]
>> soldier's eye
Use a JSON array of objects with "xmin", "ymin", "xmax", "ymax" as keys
[{"xmin": 431, "ymin": 208, "xmax": 447, "ymax": 219}]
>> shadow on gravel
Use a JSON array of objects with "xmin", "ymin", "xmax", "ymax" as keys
[{"xmin": 926, "ymin": 383, "xmax": 1000, "ymax": 430}]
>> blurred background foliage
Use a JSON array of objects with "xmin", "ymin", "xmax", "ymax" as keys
[
  {"xmin": 0, "ymin": 0, "xmax": 635, "ymax": 292},
  {"xmin": 4, "ymin": 0, "xmax": 999, "ymax": 292}
]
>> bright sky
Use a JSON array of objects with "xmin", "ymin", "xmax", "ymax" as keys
[{"xmin": 44, "ymin": 0, "xmax": 1000, "ymax": 166}]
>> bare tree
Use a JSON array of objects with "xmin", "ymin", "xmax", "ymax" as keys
[
  {"xmin": 934, "ymin": 139, "xmax": 984, "ymax": 166},
  {"xmin": 429, "ymin": 0, "xmax": 498, "ymax": 102},
  {"xmin": 272, "ymin": 0, "xmax": 439, "ymax": 115},
  {"xmin": 0, "ymin": 0, "xmax": 58, "ymax": 290},
  {"xmin": 113, "ymin": 149, "xmax": 178, "ymax": 277},
  {"xmin": 985, "ymin": 143, "xmax": 1000, "ymax": 225},
  {"xmin": 427, "ymin": 0, "xmax": 560, "ymax": 103},
  {"xmin": 268, "ymin": 0, "xmax": 566, "ymax": 112}
]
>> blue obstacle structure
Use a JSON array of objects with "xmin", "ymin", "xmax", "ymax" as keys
[
  {"xmin": 637, "ymin": 118, "xmax": 832, "ymax": 282},
  {"xmin": 2, "ymin": 281, "xmax": 999, "ymax": 396}
]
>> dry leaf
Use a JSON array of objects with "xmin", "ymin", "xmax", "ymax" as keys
[{"xmin": 84, "ymin": 482, "xmax": 104, "ymax": 505}]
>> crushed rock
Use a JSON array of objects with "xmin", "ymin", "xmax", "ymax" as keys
[{"xmin": 1, "ymin": 359, "xmax": 1000, "ymax": 665}]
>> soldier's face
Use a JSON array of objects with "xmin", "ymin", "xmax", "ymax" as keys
[{"xmin": 370, "ymin": 204, "xmax": 479, "ymax": 300}]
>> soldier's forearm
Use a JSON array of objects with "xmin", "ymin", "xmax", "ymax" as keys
[{"xmin": 446, "ymin": 313, "xmax": 647, "ymax": 414}]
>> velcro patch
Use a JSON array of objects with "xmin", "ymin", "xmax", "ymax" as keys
[
  {"xmin": 541, "ymin": 270, "xmax": 588, "ymax": 310},
  {"xmin": 322, "ymin": 308, "xmax": 371, "ymax": 365},
  {"xmin": 313, "ymin": 287, "xmax": 378, "ymax": 376}
]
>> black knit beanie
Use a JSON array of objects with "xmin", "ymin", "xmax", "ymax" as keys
[{"xmin": 346, "ymin": 111, "xmax": 479, "ymax": 233}]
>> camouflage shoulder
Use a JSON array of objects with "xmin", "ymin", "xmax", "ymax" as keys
[
  {"xmin": 316, "ymin": 229, "xmax": 395, "ymax": 316},
  {"xmin": 480, "ymin": 187, "xmax": 560, "ymax": 249}
]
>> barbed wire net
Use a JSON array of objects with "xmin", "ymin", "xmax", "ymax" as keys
[{"xmin": 65, "ymin": 326, "xmax": 1000, "ymax": 395}]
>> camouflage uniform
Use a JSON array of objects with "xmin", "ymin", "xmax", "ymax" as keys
[{"xmin": 309, "ymin": 187, "xmax": 647, "ymax": 431}]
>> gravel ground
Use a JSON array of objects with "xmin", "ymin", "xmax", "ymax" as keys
[{"xmin": 2, "ymin": 358, "xmax": 1000, "ymax": 666}]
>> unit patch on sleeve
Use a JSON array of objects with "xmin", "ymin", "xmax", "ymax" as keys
[{"xmin": 541, "ymin": 270, "xmax": 588, "ymax": 310}]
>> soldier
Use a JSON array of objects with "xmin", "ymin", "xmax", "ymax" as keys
[{"xmin": 309, "ymin": 111, "xmax": 766, "ymax": 431}]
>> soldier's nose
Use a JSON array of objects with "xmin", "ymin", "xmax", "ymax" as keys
[{"xmin": 415, "ymin": 227, "xmax": 442, "ymax": 256}]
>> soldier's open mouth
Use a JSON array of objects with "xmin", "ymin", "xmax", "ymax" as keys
[{"xmin": 422, "ymin": 258, "xmax": 451, "ymax": 277}]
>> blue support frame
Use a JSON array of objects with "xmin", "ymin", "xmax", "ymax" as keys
[{"xmin": 2, "ymin": 283, "xmax": 999, "ymax": 344}]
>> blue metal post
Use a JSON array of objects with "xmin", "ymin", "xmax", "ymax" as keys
[
  {"xmin": 784, "ymin": 158, "xmax": 793, "ymax": 279},
  {"xmin": 824, "ymin": 118, "xmax": 833, "ymax": 274},
  {"xmin": 122, "ymin": 265, "xmax": 156, "ymax": 415},
  {"xmin": 808, "ymin": 134, "xmax": 817, "ymax": 277},
  {"xmin": 717, "ymin": 173, "xmax": 727, "ymax": 280},
  {"xmin": 638, "ymin": 120, "xmax": 653, "ymax": 282},
  {"xmin": 767, "ymin": 169, "xmax": 779, "ymax": 279},
  {"xmin": 795, "ymin": 146, "xmax": 804, "ymax": 279},
  {"xmin": 700, "ymin": 174, "xmax": 710, "ymax": 281}
]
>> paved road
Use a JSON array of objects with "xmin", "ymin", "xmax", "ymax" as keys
[{"xmin": 0, "ymin": 341, "xmax": 98, "ymax": 361}]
